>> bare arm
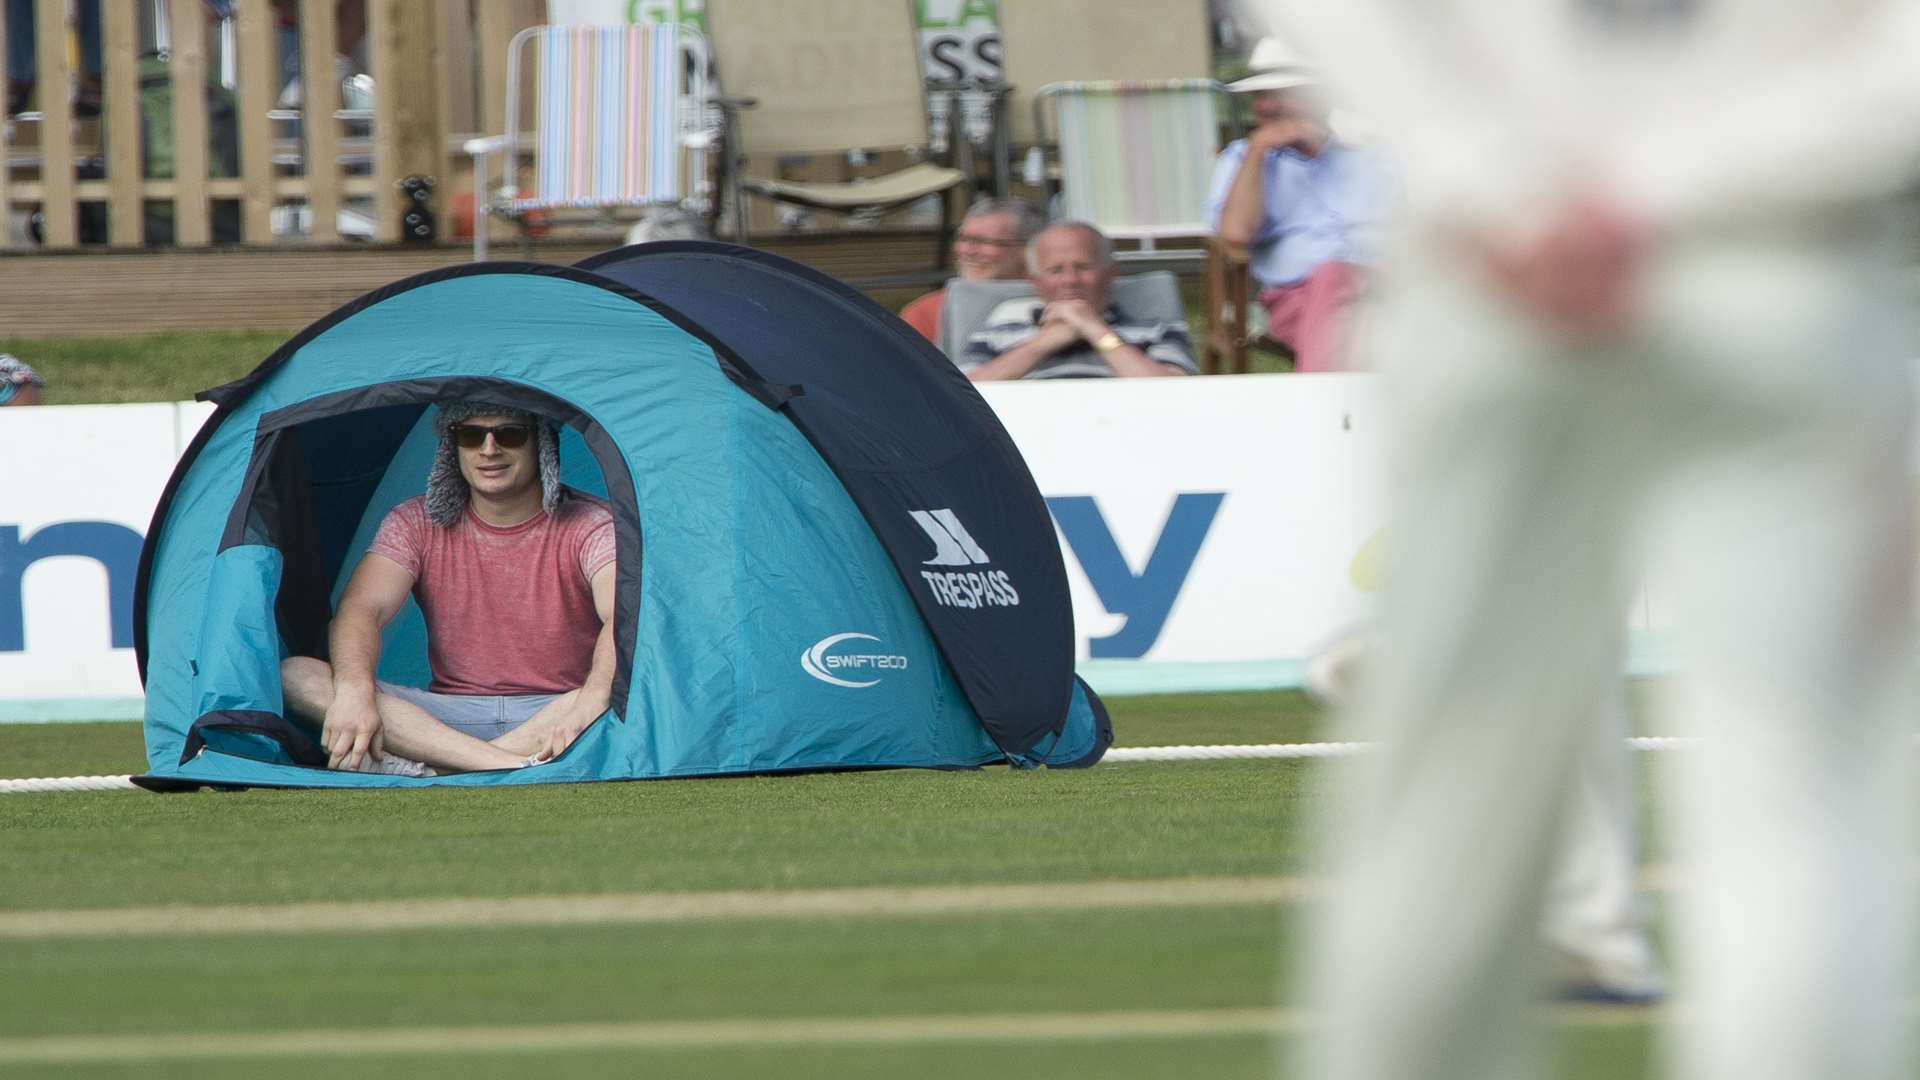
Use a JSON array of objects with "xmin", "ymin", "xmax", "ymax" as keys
[
  {"xmin": 577, "ymin": 562, "xmax": 617, "ymax": 713},
  {"xmin": 966, "ymin": 321, "xmax": 1082, "ymax": 382},
  {"xmin": 1041, "ymin": 301, "xmax": 1190, "ymax": 378},
  {"xmin": 324, "ymin": 553, "xmax": 415, "ymax": 770},
  {"xmin": 532, "ymin": 561, "xmax": 618, "ymax": 761},
  {"xmin": 1215, "ymin": 121, "xmax": 1326, "ymax": 246},
  {"xmin": 1097, "ymin": 337, "xmax": 1191, "ymax": 379}
]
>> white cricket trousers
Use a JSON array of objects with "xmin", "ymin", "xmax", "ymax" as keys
[{"xmin": 1299, "ymin": 218, "xmax": 1916, "ymax": 1080}]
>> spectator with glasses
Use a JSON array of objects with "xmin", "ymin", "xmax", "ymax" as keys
[
  {"xmin": 899, "ymin": 198, "xmax": 1043, "ymax": 346},
  {"xmin": 280, "ymin": 400, "xmax": 617, "ymax": 775}
]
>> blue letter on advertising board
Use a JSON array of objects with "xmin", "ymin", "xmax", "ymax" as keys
[
  {"xmin": 0, "ymin": 522, "xmax": 144, "ymax": 652},
  {"xmin": 1046, "ymin": 493, "xmax": 1225, "ymax": 658}
]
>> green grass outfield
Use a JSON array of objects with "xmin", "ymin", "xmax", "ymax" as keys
[
  {"xmin": 0, "ymin": 690, "xmax": 1888, "ymax": 1079},
  {"xmin": 0, "ymin": 292, "xmax": 1289, "ymax": 406}
]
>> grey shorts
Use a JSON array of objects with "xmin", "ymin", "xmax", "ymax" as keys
[{"xmin": 376, "ymin": 682, "xmax": 562, "ymax": 742}]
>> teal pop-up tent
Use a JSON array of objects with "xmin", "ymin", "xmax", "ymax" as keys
[{"xmin": 133, "ymin": 248, "xmax": 1110, "ymax": 789}]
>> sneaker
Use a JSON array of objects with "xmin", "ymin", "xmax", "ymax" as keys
[{"xmin": 362, "ymin": 752, "xmax": 432, "ymax": 778}]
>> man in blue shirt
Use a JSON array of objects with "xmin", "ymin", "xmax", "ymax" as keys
[{"xmin": 1204, "ymin": 39, "xmax": 1389, "ymax": 372}]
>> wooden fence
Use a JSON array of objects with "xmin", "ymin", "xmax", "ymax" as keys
[{"xmin": 0, "ymin": 0, "xmax": 543, "ymax": 250}]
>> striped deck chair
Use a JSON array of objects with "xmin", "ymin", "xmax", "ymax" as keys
[
  {"xmin": 464, "ymin": 23, "xmax": 712, "ymax": 259},
  {"xmin": 1031, "ymin": 79, "xmax": 1225, "ymax": 255}
]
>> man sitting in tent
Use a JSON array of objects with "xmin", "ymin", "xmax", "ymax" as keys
[
  {"xmin": 280, "ymin": 401, "xmax": 617, "ymax": 775},
  {"xmin": 957, "ymin": 221, "xmax": 1197, "ymax": 380}
]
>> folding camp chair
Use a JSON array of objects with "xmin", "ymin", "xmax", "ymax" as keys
[
  {"xmin": 704, "ymin": 0, "xmax": 966, "ymax": 246},
  {"xmin": 996, "ymin": 0, "xmax": 1214, "ymax": 144},
  {"xmin": 1202, "ymin": 235, "xmax": 1257, "ymax": 374},
  {"xmin": 462, "ymin": 22, "xmax": 714, "ymax": 259},
  {"xmin": 996, "ymin": 0, "xmax": 1220, "ymax": 258},
  {"xmin": 938, "ymin": 271, "xmax": 1187, "ymax": 362},
  {"xmin": 1027, "ymin": 79, "xmax": 1224, "ymax": 255}
]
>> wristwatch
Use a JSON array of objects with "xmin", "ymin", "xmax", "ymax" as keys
[{"xmin": 1093, "ymin": 331, "xmax": 1124, "ymax": 353}]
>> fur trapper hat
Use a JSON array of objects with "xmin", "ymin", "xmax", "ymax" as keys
[{"xmin": 425, "ymin": 400, "xmax": 562, "ymax": 527}]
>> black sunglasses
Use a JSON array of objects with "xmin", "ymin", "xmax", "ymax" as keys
[{"xmin": 450, "ymin": 422, "xmax": 533, "ymax": 450}]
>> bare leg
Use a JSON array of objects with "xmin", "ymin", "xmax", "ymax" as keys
[
  {"xmin": 281, "ymin": 657, "xmax": 528, "ymax": 773},
  {"xmin": 489, "ymin": 689, "xmax": 583, "ymax": 758}
]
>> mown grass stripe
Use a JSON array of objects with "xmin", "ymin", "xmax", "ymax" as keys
[
  {"xmin": 0, "ymin": 877, "xmax": 1323, "ymax": 940},
  {"xmin": 0, "ymin": 1005, "xmax": 1679, "ymax": 1064},
  {"xmin": 9, "ymin": 1009, "xmax": 1282, "ymax": 1063},
  {"xmin": 2, "ymin": 868, "xmax": 1709, "ymax": 939}
]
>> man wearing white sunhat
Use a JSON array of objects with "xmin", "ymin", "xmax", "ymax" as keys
[{"xmin": 1204, "ymin": 37, "xmax": 1391, "ymax": 372}]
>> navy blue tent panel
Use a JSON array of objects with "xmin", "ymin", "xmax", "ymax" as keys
[
  {"xmin": 133, "ymin": 254, "xmax": 1109, "ymax": 790},
  {"xmin": 578, "ymin": 242, "xmax": 1076, "ymax": 755}
]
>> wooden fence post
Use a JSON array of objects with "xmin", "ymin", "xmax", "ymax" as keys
[
  {"xmin": 299, "ymin": 0, "xmax": 340, "ymax": 242},
  {"xmin": 475, "ymin": 0, "xmax": 542, "ymax": 136},
  {"xmin": 473, "ymin": 0, "xmax": 542, "ymax": 247},
  {"xmin": 369, "ymin": 0, "xmax": 442, "ymax": 244},
  {"xmin": 168, "ymin": 0, "xmax": 212, "ymax": 246},
  {"xmin": 102, "ymin": 2, "xmax": 142, "ymax": 247},
  {"xmin": 235, "ymin": 0, "xmax": 277, "ymax": 244},
  {"xmin": 435, "ymin": 0, "xmax": 474, "ymax": 243},
  {"xmin": 33, "ymin": 0, "xmax": 75, "ymax": 248}
]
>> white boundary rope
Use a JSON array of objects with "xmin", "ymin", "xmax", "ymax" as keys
[
  {"xmin": 1104, "ymin": 741, "xmax": 1379, "ymax": 762},
  {"xmin": 0, "ymin": 738, "xmax": 1714, "ymax": 792},
  {"xmin": 1102, "ymin": 737, "xmax": 1697, "ymax": 763},
  {"xmin": 0, "ymin": 774, "xmax": 140, "ymax": 793}
]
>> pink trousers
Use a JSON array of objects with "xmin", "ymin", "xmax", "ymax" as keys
[{"xmin": 1258, "ymin": 260, "xmax": 1364, "ymax": 373}]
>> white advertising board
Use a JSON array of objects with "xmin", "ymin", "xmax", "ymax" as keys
[
  {"xmin": 0, "ymin": 404, "xmax": 190, "ymax": 706},
  {"xmin": 0, "ymin": 379, "xmax": 1384, "ymax": 715},
  {"xmin": 978, "ymin": 374, "xmax": 1384, "ymax": 664}
]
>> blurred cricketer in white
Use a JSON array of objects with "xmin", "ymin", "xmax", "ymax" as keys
[{"xmin": 1255, "ymin": 2, "xmax": 1920, "ymax": 1079}]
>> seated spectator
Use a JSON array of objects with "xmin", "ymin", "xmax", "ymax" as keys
[
  {"xmin": 898, "ymin": 198, "xmax": 1042, "ymax": 344},
  {"xmin": 1204, "ymin": 38, "xmax": 1390, "ymax": 372},
  {"xmin": 958, "ymin": 222, "xmax": 1197, "ymax": 381},
  {"xmin": 280, "ymin": 400, "xmax": 616, "ymax": 775},
  {"xmin": 0, "ymin": 353, "xmax": 45, "ymax": 405}
]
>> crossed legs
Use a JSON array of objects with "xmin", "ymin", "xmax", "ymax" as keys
[{"xmin": 280, "ymin": 656, "xmax": 529, "ymax": 773}]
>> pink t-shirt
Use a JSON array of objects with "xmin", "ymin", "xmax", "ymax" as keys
[{"xmin": 367, "ymin": 493, "xmax": 618, "ymax": 696}]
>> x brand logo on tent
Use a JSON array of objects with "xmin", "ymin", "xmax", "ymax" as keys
[{"xmin": 909, "ymin": 509, "xmax": 991, "ymax": 566}]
